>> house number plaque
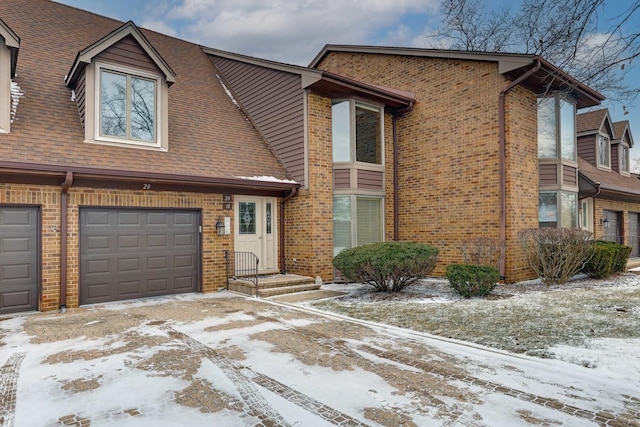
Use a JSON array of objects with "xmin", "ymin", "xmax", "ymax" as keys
[{"xmin": 223, "ymin": 195, "xmax": 232, "ymax": 210}]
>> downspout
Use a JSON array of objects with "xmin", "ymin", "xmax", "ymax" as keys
[
  {"xmin": 59, "ymin": 171, "xmax": 73, "ymax": 312},
  {"xmin": 392, "ymin": 102, "xmax": 414, "ymax": 241},
  {"xmin": 279, "ymin": 186, "xmax": 298, "ymax": 274},
  {"xmin": 498, "ymin": 60, "xmax": 541, "ymax": 281}
]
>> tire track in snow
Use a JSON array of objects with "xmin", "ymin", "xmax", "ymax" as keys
[{"xmin": 0, "ymin": 352, "xmax": 25, "ymax": 427}]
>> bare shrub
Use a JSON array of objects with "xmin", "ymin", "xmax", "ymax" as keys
[
  {"xmin": 518, "ymin": 228, "xmax": 594, "ymax": 285},
  {"xmin": 458, "ymin": 237, "xmax": 505, "ymax": 269}
]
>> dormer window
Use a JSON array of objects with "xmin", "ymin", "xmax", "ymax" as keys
[
  {"xmin": 597, "ymin": 134, "xmax": 610, "ymax": 169},
  {"xmin": 98, "ymin": 64, "xmax": 159, "ymax": 145},
  {"xmin": 620, "ymin": 143, "xmax": 630, "ymax": 174},
  {"xmin": 65, "ymin": 21, "xmax": 175, "ymax": 152}
]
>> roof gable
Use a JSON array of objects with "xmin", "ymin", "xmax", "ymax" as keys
[
  {"xmin": 577, "ymin": 109, "xmax": 615, "ymax": 137},
  {"xmin": 613, "ymin": 120, "xmax": 634, "ymax": 147},
  {"xmin": 0, "ymin": 16, "xmax": 20, "ymax": 77},
  {"xmin": 65, "ymin": 20, "xmax": 175, "ymax": 88}
]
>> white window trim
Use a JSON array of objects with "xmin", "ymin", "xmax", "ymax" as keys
[
  {"xmin": 0, "ymin": 45, "xmax": 11, "ymax": 133},
  {"xmin": 85, "ymin": 61, "xmax": 168, "ymax": 151},
  {"xmin": 620, "ymin": 143, "xmax": 631, "ymax": 176},
  {"xmin": 597, "ymin": 133, "xmax": 611, "ymax": 170},
  {"xmin": 580, "ymin": 198, "xmax": 593, "ymax": 232}
]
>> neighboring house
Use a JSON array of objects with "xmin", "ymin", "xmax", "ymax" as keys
[
  {"xmin": 0, "ymin": 1, "xmax": 612, "ymax": 314},
  {"xmin": 576, "ymin": 109, "xmax": 640, "ymax": 256}
]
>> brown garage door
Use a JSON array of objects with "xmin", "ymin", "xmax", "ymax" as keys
[
  {"xmin": 0, "ymin": 206, "xmax": 39, "ymax": 314},
  {"xmin": 80, "ymin": 208, "xmax": 200, "ymax": 305}
]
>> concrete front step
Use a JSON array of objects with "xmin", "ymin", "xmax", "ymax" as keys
[
  {"xmin": 227, "ymin": 274, "xmax": 319, "ymax": 297},
  {"xmin": 258, "ymin": 283, "xmax": 321, "ymax": 298}
]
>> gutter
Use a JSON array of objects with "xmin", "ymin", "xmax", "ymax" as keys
[
  {"xmin": 392, "ymin": 102, "xmax": 415, "ymax": 240},
  {"xmin": 59, "ymin": 171, "xmax": 73, "ymax": 312},
  {"xmin": 279, "ymin": 186, "xmax": 299, "ymax": 274},
  {"xmin": 498, "ymin": 60, "xmax": 541, "ymax": 281}
]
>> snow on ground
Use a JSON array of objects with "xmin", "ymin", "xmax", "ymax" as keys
[{"xmin": 1, "ymin": 282, "xmax": 638, "ymax": 426}]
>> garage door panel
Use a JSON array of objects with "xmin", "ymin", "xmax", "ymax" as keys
[
  {"xmin": 1, "ymin": 206, "xmax": 39, "ymax": 314},
  {"xmin": 147, "ymin": 256, "xmax": 168, "ymax": 270},
  {"xmin": 118, "ymin": 280, "xmax": 143, "ymax": 296},
  {"xmin": 1, "ymin": 289, "xmax": 35, "ymax": 311},
  {"xmin": 174, "ymin": 212, "xmax": 197, "ymax": 226},
  {"xmin": 1, "ymin": 209, "xmax": 34, "ymax": 226},
  {"xmin": 85, "ymin": 235, "xmax": 111, "ymax": 251},
  {"xmin": 80, "ymin": 208, "xmax": 200, "ymax": 305},
  {"xmin": 86, "ymin": 259, "xmax": 110, "ymax": 274},
  {"xmin": 1, "ymin": 237, "xmax": 32, "ymax": 254},
  {"xmin": 174, "ymin": 233, "xmax": 194, "ymax": 248},
  {"xmin": 147, "ymin": 234, "xmax": 167, "ymax": 248},
  {"xmin": 174, "ymin": 254, "xmax": 195, "ymax": 269},
  {"xmin": 147, "ymin": 212, "xmax": 168, "ymax": 226},
  {"xmin": 174, "ymin": 276, "xmax": 195, "ymax": 291},
  {"xmin": 118, "ymin": 235, "xmax": 141, "ymax": 249},
  {"xmin": 118, "ymin": 211, "xmax": 142, "ymax": 226},
  {"xmin": 1, "ymin": 262, "xmax": 35, "ymax": 281},
  {"xmin": 148, "ymin": 278, "xmax": 168, "ymax": 293},
  {"xmin": 118, "ymin": 257, "xmax": 141, "ymax": 272},
  {"xmin": 84, "ymin": 211, "xmax": 111, "ymax": 226}
]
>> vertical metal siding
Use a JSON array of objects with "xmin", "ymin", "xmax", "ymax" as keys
[
  {"xmin": 211, "ymin": 56, "xmax": 306, "ymax": 185},
  {"xmin": 577, "ymin": 135, "xmax": 596, "ymax": 165}
]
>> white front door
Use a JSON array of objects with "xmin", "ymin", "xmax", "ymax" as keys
[{"xmin": 235, "ymin": 196, "xmax": 277, "ymax": 272}]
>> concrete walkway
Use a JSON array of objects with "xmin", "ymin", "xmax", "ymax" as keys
[{"xmin": 0, "ymin": 292, "xmax": 638, "ymax": 426}]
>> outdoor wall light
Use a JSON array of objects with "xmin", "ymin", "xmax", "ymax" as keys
[
  {"xmin": 601, "ymin": 216, "xmax": 610, "ymax": 228},
  {"xmin": 216, "ymin": 216, "xmax": 225, "ymax": 235}
]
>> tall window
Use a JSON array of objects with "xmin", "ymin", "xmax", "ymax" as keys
[
  {"xmin": 621, "ymin": 144, "xmax": 630, "ymax": 173},
  {"xmin": 99, "ymin": 66, "xmax": 159, "ymax": 145},
  {"xmin": 537, "ymin": 96, "xmax": 576, "ymax": 160},
  {"xmin": 597, "ymin": 134, "xmax": 610, "ymax": 168},
  {"xmin": 333, "ymin": 196, "xmax": 383, "ymax": 256},
  {"xmin": 332, "ymin": 101, "xmax": 382, "ymax": 165},
  {"xmin": 539, "ymin": 191, "xmax": 577, "ymax": 228}
]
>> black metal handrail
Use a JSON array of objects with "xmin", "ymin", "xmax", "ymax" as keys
[{"xmin": 224, "ymin": 250, "xmax": 260, "ymax": 296}]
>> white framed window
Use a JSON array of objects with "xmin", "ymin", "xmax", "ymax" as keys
[
  {"xmin": 93, "ymin": 62, "xmax": 165, "ymax": 150},
  {"xmin": 597, "ymin": 134, "xmax": 610, "ymax": 169},
  {"xmin": 333, "ymin": 195, "xmax": 383, "ymax": 256},
  {"xmin": 620, "ymin": 143, "xmax": 630, "ymax": 174},
  {"xmin": 332, "ymin": 100, "xmax": 384, "ymax": 165}
]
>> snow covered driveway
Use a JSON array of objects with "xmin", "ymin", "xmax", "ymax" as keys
[{"xmin": 0, "ymin": 292, "xmax": 638, "ymax": 426}]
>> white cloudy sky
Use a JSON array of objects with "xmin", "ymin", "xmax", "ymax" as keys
[{"xmin": 55, "ymin": 0, "xmax": 441, "ymax": 65}]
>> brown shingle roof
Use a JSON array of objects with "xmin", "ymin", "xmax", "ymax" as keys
[
  {"xmin": 0, "ymin": 0, "xmax": 292, "ymax": 185},
  {"xmin": 578, "ymin": 156, "xmax": 640, "ymax": 196},
  {"xmin": 576, "ymin": 109, "xmax": 608, "ymax": 133}
]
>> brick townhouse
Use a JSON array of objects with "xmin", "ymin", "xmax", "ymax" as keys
[{"xmin": 1, "ymin": 1, "xmax": 610, "ymax": 313}]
